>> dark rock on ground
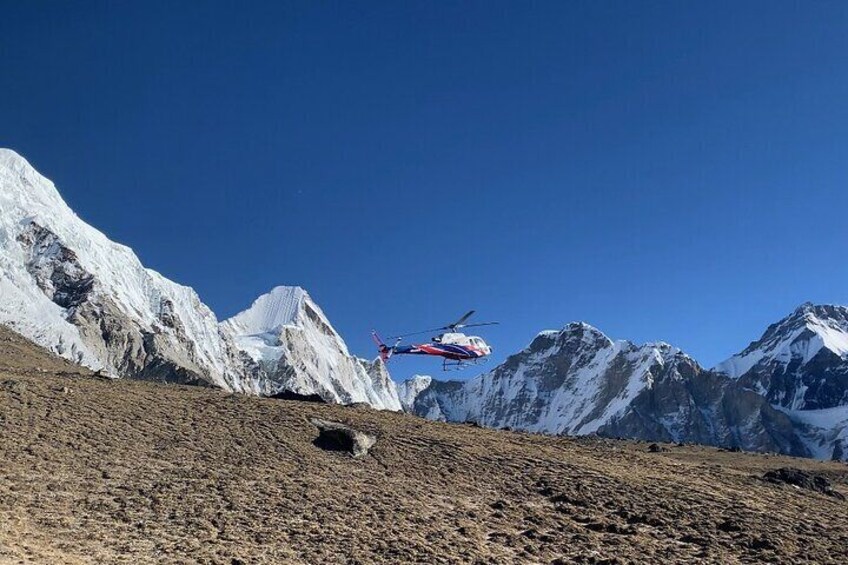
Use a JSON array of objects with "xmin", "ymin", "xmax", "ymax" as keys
[
  {"xmin": 269, "ymin": 390, "xmax": 327, "ymax": 403},
  {"xmin": 1, "ymin": 379, "xmax": 26, "ymax": 394},
  {"xmin": 310, "ymin": 418, "xmax": 377, "ymax": 457},
  {"xmin": 717, "ymin": 519, "xmax": 742, "ymax": 532},
  {"xmin": 762, "ymin": 467, "xmax": 846, "ymax": 500},
  {"xmin": 344, "ymin": 402, "xmax": 372, "ymax": 410}
]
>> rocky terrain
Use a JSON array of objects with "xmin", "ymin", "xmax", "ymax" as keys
[{"xmin": 2, "ymin": 326, "xmax": 847, "ymax": 564}]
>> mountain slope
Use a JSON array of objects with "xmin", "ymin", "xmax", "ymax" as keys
[
  {"xmin": 712, "ymin": 303, "xmax": 848, "ymax": 459},
  {"xmin": 2, "ymin": 331, "xmax": 846, "ymax": 564},
  {"xmin": 0, "ymin": 148, "xmax": 246, "ymax": 390},
  {"xmin": 397, "ymin": 374, "xmax": 433, "ymax": 411},
  {"xmin": 405, "ymin": 323, "xmax": 807, "ymax": 457},
  {"xmin": 0, "ymin": 149, "xmax": 400, "ymax": 409},
  {"xmin": 221, "ymin": 286, "xmax": 400, "ymax": 410},
  {"xmin": 715, "ymin": 303, "xmax": 848, "ymax": 410}
]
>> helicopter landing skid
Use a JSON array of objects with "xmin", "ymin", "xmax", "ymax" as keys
[{"xmin": 442, "ymin": 358, "xmax": 489, "ymax": 372}]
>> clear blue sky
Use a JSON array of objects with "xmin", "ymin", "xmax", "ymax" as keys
[{"xmin": 2, "ymin": 1, "xmax": 847, "ymax": 380}]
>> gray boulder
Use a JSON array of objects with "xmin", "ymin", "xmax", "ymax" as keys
[{"xmin": 310, "ymin": 418, "xmax": 376, "ymax": 457}]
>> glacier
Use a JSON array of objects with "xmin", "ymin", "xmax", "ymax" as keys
[{"xmin": 0, "ymin": 148, "xmax": 400, "ymax": 409}]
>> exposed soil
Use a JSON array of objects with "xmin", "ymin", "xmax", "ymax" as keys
[{"xmin": 1, "ymin": 326, "xmax": 847, "ymax": 564}]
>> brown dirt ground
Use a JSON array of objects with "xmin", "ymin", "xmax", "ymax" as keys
[{"xmin": 1, "ymin": 326, "xmax": 847, "ymax": 564}]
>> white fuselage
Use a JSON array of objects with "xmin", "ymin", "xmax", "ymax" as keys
[{"xmin": 436, "ymin": 332, "xmax": 492, "ymax": 356}]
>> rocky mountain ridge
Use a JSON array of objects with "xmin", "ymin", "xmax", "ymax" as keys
[
  {"xmin": 0, "ymin": 148, "xmax": 398, "ymax": 409},
  {"xmin": 403, "ymin": 308, "xmax": 848, "ymax": 461}
]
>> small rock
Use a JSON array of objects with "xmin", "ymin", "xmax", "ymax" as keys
[
  {"xmin": 344, "ymin": 402, "xmax": 371, "ymax": 410},
  {"xmin": 310, "ymin": 418, "xmax": 376, "ymax": 457},
  {"xmin": 762, "ymin": 467, "xmax": 845, "ymax": 500},
  {"xmin": 747, "ymin": 536, "xmax": 778, "ymax": 551},
  {"xmin": 680, "ymin": 533, "xmax": 709, "ymax": 546},
  {"xmin": 93, "ymin": 369, "xmax": 112, "ymax": 380},
  {"xmin": 648, "ymin": 443, "xmax": 668, "ymax": 453},
  {"xmin": 1, "ymin": 380, "xmax": 26, "ymax": 394},
  {"xmin": 271, "ymin": 390, "xmax": 327, "ymax": 403},
  {"xmin": 717, "ymin": 519, "xmax": 742, "ymax": 532}
]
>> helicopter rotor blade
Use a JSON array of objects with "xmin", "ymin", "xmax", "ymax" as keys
[
  {"xmin": 387, "ymin": 312, "xmax": 499, "ymax": 339},
  {"xmin": 448, "ymin": 310, "xmax": 476, "ymax": 329},
  {"xmin": 386, "ymin": 326, "xmax": 446, "ymax": 340},
  {"xmin": 456, "ymin": 321, "xmax": 500, "ymax": 329}
]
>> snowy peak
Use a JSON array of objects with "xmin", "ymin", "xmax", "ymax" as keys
[
  {"xmin": 404, "ymin": 322, "xmax": 806, "ymax": 458},
  {"xmin": 397, "ymin": 375, "xmax": 433, "ymax": 411},
  {"xmin": 404, "ymin": 321, "xmax": 704, "ymax": 436},
  {"xmin": 0, "ymin": 149, "xmax": 65, "ymax": 207},
  {"xmin": 714, "ymin": 303, "xmax": 848, "ymax": 416},
  {"xmin": 225, "ymin": 286, "xmax": 308, "ymax": 334},
  {"xmin": 221, "ymin": 286, "xmax": 400, "ymax": 410},
  {"xmin": 223, "ymin": 286, "xmax": 315, "ymax": 336},
  {"xmin": 529, "ymin": 322, "xmax": 690, "ymax": 373},
  {"xmin": 551, "ymin": 321, "xmax": 613, "ymax": 344},
  {"xmin": 1, "ymin": 148, "xmax": 242, "ymax": 388},
  {"xmin": 0, "ymin": 149, "xmax": 401, "ymax": 410},
  {"xmin": 716, "ymin": 303, "xmax": 848, "ymax": 379},
  {"xmin": 522, "ymin": 322, "xmax": 613, "ymax": 359},
  {"xmin": 222, "ymin": 285, "xmax": 348, "ymax": 356}
]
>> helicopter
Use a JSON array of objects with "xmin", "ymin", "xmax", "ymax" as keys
[{"xmin": 372, "ymin": 310, "xmax": 499, "ymax": 371}]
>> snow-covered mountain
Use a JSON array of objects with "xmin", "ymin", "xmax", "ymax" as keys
[
  {"xmin": 0, "ymin": 148, "xmax": 400, "ymax": 409},
  {"xmin": 713, "ymin": 303, "xmax": 848, "ymax": 459},
  {"xmin": 403, "ymin": 322, "xmax": 806, "ymax": 457},
  {"xmin": 402, "ymin": 305, "xmax": 848, "ymax": 460},
  {"xmin": 715, "ymin": 303, "xmax": 848, "ymax": 410},
  {"xmin": 0, "ymin": 148, "xmax": 248, "ymax": 389},
  {"xmin": 410, "ymin": 323, "xmax": 679, "ymax": 434},
  {"xmin": 221, "ymin": 286, "xmax": 400, "ymax": 410},
  {"xmin": 396, "ymin": 375, "xmax": 432, "ymax": 412}
]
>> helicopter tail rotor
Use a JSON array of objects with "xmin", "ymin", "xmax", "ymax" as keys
[{"xmin": 371, "ymin": 331, "xmax": 394, "ymax": 362}]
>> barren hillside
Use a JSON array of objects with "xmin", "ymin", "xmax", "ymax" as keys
[{"xmin": 1, "ymin": 326, "xmax": 846, "ymax": 564}]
